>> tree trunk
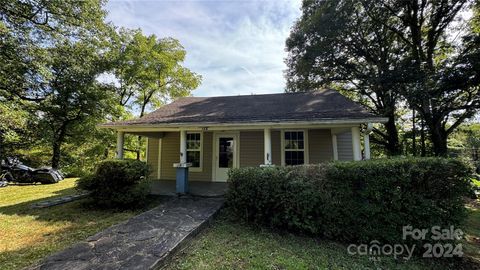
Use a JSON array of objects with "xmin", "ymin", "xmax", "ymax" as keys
[
  {"xmin": 420, "ymin": 119, "xmax": 426, "ymax": 156},
  {"xmin": 136, "ymin": 101, "xmax": 148, "ymax": 161},
  {"xmin": 384, "ymin": 112, "xmax": 402, "ymax": 156},
  {"xmin": 51, "ymin": 140, "xmax": 61, "ymax": 169},
  {"xmin": 136, "ymin": 136, "xmax": 141, "ymax": 160},
  {"xmin": 428, "ymin": 122, "xmax": 448, "ymax": 156},
  {"xmin": 51, "ymin": 125, "xmax": 67, "ymax": 169},
  {"xmin": 412, "ymin": 109, "xmax": 416, "ymax": 156}
]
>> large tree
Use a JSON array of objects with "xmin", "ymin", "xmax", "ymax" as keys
[
  {"xmin": 0, "ymin": 0, "xmax": 111, "ymax": 166},
  {"xmin": 111, "ymin": 29, "xmax": 202, "ymax": 159},
  {"xmin": 113, "ymin": 29, "xmax": 201, "ymax": 117},
  {"xmin": 286, "ymin": 0, "xmax": 480, "ymax": 156},
  {"xmin": 38, "ymin": 39, "xmax": 115, "ymax": 168},
  {"xmin": 285, "ymin": 0, "xmax": 406, "ymax": 155},
  {"xmin": 369, "ymin": 0, "xmax": 480, "ymax": 156},
  {"xmin": 0, "ymin": 0, "xmax": 108, "ymax": 102}
]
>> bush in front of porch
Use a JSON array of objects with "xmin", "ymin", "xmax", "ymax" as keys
[
  {"xmin": 77, "ymin": 159, "xmax": 150, "ymax": 209},
  {"xmin": 226, "ymin": 158, "xmax": 474, "ymax": 248}
]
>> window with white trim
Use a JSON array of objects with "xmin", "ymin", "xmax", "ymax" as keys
[
  {"xmin": 186, "ymin": 133, "xmax": 201, "ymax": 168},
  {"xmin": 284, "ymin": 131, "xmax": 305, "ymax": 165}
]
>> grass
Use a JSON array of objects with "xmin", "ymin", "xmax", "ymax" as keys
[
  {"xmin": 165, "ymin": 206, "xmax": 480, "ymax": 270},
  {"xmin": 0, "ymin": 178, "xmax": 163, "ymax": 270},
  {"xmin": 464, "ymin": 200, "xmax": 480, "ymax": 263},
  {"xmin": 1, "ymin": 179, "xmax": 479, "ymax": 270}
]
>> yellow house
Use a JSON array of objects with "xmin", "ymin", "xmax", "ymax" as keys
[{"xmin": 100, "ymin": 89, "xmax": 387, "ymax": 194}]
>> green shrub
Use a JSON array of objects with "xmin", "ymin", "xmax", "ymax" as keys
[
  {"xmin": 226, "ymin": 158, "xmax": 473, "ymax": 246},
  {"xmin": 77, "ymin": 159, "xmax": 150, "ymax": 209}
]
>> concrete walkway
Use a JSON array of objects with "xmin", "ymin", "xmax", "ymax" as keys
[{"xmin": 29, "ymin": 197, "xmax": 224, "ymax": 270}]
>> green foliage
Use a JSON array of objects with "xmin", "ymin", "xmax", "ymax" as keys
[
  {"xmin": 38, "ymin": 39, "xmax": 118, "ymax": 169},
  {"xmin": 0, "ymin": 1, "xmax": 201, "ymax": 173},
  {"xmin": 0, "ymin": 0, "xmax": 116, "ymax": 170},
  {"xmin": 226, "ymin": 158, "xmax": 473, "ymax": 246},
  {"xmin": 77, "ymin": 159, "xmax": 151, "ymax": 209},
  {"xmin": 0, "ymin": 102, "xmax": 33, "ymax": 159},
  {"xmin": 286, "ymin": 0, "xmax": 405, "ymax": 155},
  {"xmin": 59, "ymin": 128, "xmax": 117, "ymax": 177},
  {"xmin": 450, "ymin": 124, "xmax": 480, "ymax": 149},
  {"xmin": 0, "ymin": 0, "xmax": 108, "ymax": 101},
  {"xmin": 112, "ymin": 28, "xmax": 202, "ymax": 116},
  {"xmin": 286, "ymin": 0, "xmax": 480, "ymax": 156}
]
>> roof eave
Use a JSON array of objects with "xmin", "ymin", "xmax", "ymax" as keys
[{"xmin": 98, "ymin": 117, "xmax": 389, "ymax": 130}]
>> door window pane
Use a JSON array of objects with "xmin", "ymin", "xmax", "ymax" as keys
[{"xmin": 219, "ymin": 137, "xmax": 234, "ymax": 168}]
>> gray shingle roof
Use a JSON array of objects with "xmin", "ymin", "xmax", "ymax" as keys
[{"xmin": 103, "ymin": 89, "xmax": 383, "ymax": 126}]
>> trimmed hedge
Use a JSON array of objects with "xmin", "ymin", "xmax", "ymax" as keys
[
  {"xmin": 226, "ymin": 158, "xmax": 473, "ymax": 245},
  {"xmin": 77, "ymin": 159, "xmax": 150, "ymax": 209}
]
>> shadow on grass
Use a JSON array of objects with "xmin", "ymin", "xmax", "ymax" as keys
[
  {"xmin": 0, "ymin": 186, "xmax": 167, "ymax": 223},
  {"xmin": 0, "ymin": 195, "xmax": 168, "ymax": 270},
  {"xmin": 0, "ymin": 186, "xmax": 76, "ymax": 210}
]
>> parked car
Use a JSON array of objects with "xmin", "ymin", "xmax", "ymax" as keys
[{"xmin": 0, "ymin": 157, "xmax": 64, "ymax": 185}]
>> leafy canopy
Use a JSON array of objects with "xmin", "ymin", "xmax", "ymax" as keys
[
  {"xmin": 113, "ymin": 29, "xmax": 201, "ymax": 117},
  {"xmin": 286, "ymin": 0, "xmax": 480, "ymax": 156}
]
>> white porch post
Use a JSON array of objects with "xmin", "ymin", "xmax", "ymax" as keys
[
  {"xmin": 116, "ymin": 131, "xmax": 124, "ymax": 159},
  {"xmin": 175, "ymin": 129, "xmax": 189, "ymax": 194},
  {"xmin": 364, "ymin": 133, "xmax": 371, "ymax": 160},
  {"xmin": 264, "ymin": 128, "xmax": 272, "ymax": 165},
  {"xmin": 332, "ymin": 134, "xmax": 338, "ymax": 160},
  {"xmin": 364, "ymin": 123, "xmax": 373, "ymax": 160},
  {"xmin": 180, "ymin": 130, "xmax": 187, "ymax": 164},
  {"xmin": 351, "ymin": 126, "xmax": 362, "ymax": 161}
]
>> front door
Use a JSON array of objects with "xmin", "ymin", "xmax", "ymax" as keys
[{"xmin": 214, "ymin": 134, "xmax": 238, "ymax": 182}]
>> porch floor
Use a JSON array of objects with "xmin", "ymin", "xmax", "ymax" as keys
[{"xmin": 150, "ymin": 180, "xmax": 228, "ymax": 197}]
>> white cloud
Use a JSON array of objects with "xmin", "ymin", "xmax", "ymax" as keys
[{"xmin": 106, "ymin": 0, "xmax": 301, "ymax": 96}]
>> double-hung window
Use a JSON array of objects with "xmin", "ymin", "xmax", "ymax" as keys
[
  {"xmin": 283, "ymin": 131, "xmax": 306, "ymax": 165},
  {"xmin": 186, "ymin": 133, "xmax": 202, "ymax": 170}
]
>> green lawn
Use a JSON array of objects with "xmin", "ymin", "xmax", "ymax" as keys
[
  {"xmin": 0, "ymin": 179, "xmax": 163, "ymax": 270},
  {"xmin": 1, "ymin": 179, "xmax": 479, "ymax": 270},
  {"xmin": 165, "ymin": 207, "xmax": 480, "ymax": 270}
]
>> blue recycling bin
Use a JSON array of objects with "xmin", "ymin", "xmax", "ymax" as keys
[{"xmin": 174, "ymin": 163, "xmax": 191, "ymax": 194}]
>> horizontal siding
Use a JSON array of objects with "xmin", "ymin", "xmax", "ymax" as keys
[
  {"xmin": 240, "ymin": 131, "xmax": 264, "ymax": 167},
  {"xmin": 271, "ymin": 131, "xmax": 281, "ymax": 166},
  {"xmin": 160, "ymin": 132, "xmax": 179, "ymax": 180},
  {"xmin": 195, "ymin": 132, "xmax": 213, "ymax": 181},
  {"xmin": 337, "ymin": 131, "xmax": 353, "ymax": 161},
  {"xmin": 160, "ymin": 131, "xmax": 213, "ymax": 181},
  {"xmin": 308, "ymin": 129, "xmax": 334, "ymax": 163},
  {"xmin": 146, "ymin": 138, "xmax": 159, "ymax": 179}
]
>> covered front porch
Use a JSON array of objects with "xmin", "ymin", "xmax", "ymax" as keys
[{"xmin": 111, "ymin": 122, "xmax": 376, "ymax": 195}]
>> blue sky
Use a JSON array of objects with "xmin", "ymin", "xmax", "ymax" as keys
[{"xmin": 105, "ymin": 0, "xmax": 301, "ymax": 97}]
